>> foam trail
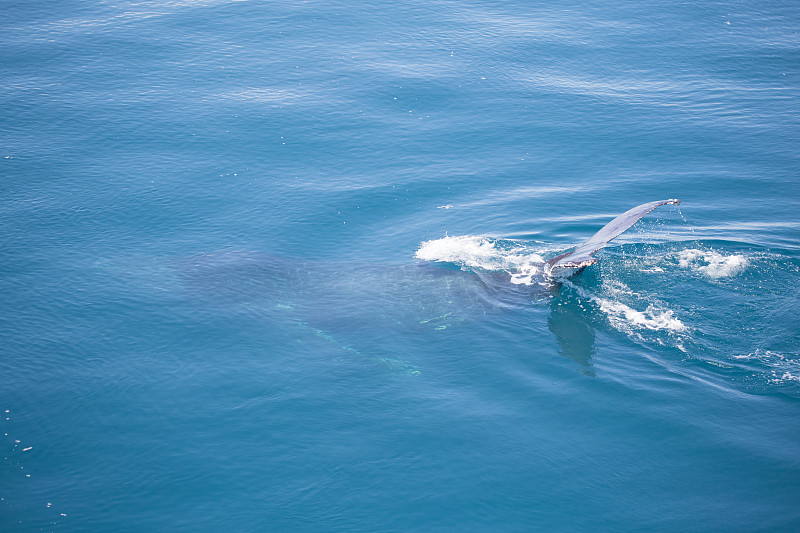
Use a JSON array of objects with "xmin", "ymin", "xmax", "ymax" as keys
[{"xmin": 563, "ymin": 280, "xmax": 688, "ymax": 335}]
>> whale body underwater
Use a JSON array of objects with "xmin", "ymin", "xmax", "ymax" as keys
[{"xmin": 179, "ymin": 200, "xmax": 682, "ymax": 373}]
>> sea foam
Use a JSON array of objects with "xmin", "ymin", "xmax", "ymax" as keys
[
  {"xmin": 676, "ymin": 249, "xmax": 748, "ymax": 278},
  {"xmin": 565, "ymin": 279, "xmax": 688, "ymax": 335},
  {"xmin": 415, "ymin": 235, "xmax": 546, "ymax": 283}
]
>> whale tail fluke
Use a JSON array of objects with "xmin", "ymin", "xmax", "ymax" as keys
[{"xmin": 546, "ymin": 199, "xmax": 680, "ymax": 275}]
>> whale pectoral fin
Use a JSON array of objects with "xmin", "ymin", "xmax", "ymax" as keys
[{"xmin": 547, "ymin": 199, "xmax": 680, "ymax": 274}]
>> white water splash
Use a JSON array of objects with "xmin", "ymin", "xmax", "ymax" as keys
[
  {"xmin": 676, "ymin": 249, "xmax": 748, "ymax": 278},
  {"xmin": 597, "ymin": 298, "xmax": 687, "ymax": 333},
  {"xmin": 565, "ymin": 279, "xmax": 688, "ymax": 336},
  {"xmin": 509, "ymin": 265, "xmax": 544, "ymax": 286},
  {"xmin": 415, "ymin": 235, "xmax": 546, "ymax": 283}
]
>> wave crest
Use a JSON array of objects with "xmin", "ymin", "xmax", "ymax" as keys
[{"xmin": 734, "ymin": 350, "xmax": 800, "ymax": 386}]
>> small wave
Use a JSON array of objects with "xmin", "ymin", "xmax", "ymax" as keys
[
  {"xmin": 734, "ymin": 350, "xmax": 800, "ymax": 386},
  {"xmin": 415, "ymin": 235, "xmax": 547, "ymax": 284},
  {"xmin": 675, "ymin": 248, "xmax": 748, "ymax": 278}
]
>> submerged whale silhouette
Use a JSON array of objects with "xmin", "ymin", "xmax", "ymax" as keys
[{"xmin": 180, "ymin": 199, "xmax": 681, "ymax": 374}]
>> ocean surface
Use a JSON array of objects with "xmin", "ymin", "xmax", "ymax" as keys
[{"xmin": 2, "ymin": 0, "xmax": 799, "ymax": 530}]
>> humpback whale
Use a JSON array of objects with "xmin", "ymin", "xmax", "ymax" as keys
[
  {"xmin": 178, "ymin": 199, "xmax": 682, "ymax": 373},
  {"xmin": 544, "ymin": 199, "xmax": 680, "ymax": 277}
]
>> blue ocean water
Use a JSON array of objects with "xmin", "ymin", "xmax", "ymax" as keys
[{"xmin": 2, "ymin": 0, "xmax": 799, "ymax": 530}]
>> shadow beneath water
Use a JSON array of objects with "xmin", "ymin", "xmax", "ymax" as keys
[{"xmin": 548, "ymin": 284, "xmax": 597, "ymax": 376}]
